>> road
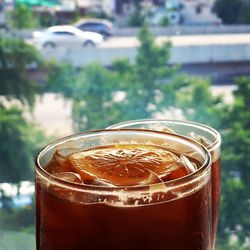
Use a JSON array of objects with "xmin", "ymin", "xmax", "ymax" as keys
[
  {"xmin": 29, "ymin": 33, "xmax": 250, "ymax": 66},
  {"xmin": 32, "ymin": 85, "xmax": 236, "ymax": 137},
  {"xmin": 97, "ymin": 33, "xmax": 250, "ymax": 48},
  {"xmin": 29, "ymin": 33, "xmax": 250, "ymax": 49}
]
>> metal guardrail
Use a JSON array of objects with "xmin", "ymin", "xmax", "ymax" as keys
[{"xmin": 114, "ymin": 25, "xmax": 250, "ymax": 36}]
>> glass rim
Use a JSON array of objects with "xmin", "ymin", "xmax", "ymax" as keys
[
  {"xmin": 107, "ymin": 119, "xmax": 221, "ymax": 152},
  {"xmin": 35, "ymin": 129, "xmax": 211, "ymax": 192}
]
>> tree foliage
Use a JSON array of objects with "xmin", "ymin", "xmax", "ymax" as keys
[
  {"xmin": 213, "ymin": 0, "xmax": 250, "ymax": 24},
  {"xmin": 44, "ymin": 62, "xmax": 78, "ymax": 98},
  {"xmin": 127, "ymin": 2, "xmax": 145, "ymax": 27},
  {"xmin": 46, "ymin": 25, "xmax": 221, "ymax": 130},
  {"xmin": 0, "ymin": 105, "xmax": 46, "ymax": 183},
  {"xmin": 46, "ymin": 62, "xmax": 124, "ymax": 131},
  {"xmin": 0, "ymin": 35, "xmax": 42, "ymax": 106},
  {"xmin": 46, "ymin": 26, "xmax": 174, "ymax": 131},
  {"xmin": 71, "ymin": 63, "xmax": 122, "ymax": 131},
  {"xmin": 218, "ymin": 77, "xmax": 250, "ymax": 245},
  {"xmin": 0, "ymin": 36, "xmax": 46, "ymax": 186},
  {"xmin": 168, "ymin": 74, "xmax": 222, "ymax": 127},
  {"xmin": 9, "ymin": 4, "xmax": 37, "ymax": 29},
  {"xmin": 112, "ymin": 25, "xmax": 174, "ymax": 121}
]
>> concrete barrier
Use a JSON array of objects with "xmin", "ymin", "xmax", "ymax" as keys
[
  {"xmin": 41, "ymin": 42, "xmax": 250, "ymax": 67},
  {"xmin": 114, "ymin": 25, "xmax": 250, "ymax": 37}
]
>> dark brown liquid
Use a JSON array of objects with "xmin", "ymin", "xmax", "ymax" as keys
[
  {"xmin": 211, "ymin": 157, "xmax": 221, "ymax": 247},
  {"xmin": 36, "ymin": 145, "xmax": 212, "ymax": 250}
]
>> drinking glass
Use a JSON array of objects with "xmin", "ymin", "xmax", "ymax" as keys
[
  {"xmin": 108, "ymin": 119, "xmax": 221, "ymax": 249},
  {"xmin": 36, "ymin": 129, "xmax": 212, "ymax": 250}
]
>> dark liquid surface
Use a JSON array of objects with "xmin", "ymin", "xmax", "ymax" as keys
[{"xmin": 36, "ymin": 145, "xmax": 211, "ymax": 250}]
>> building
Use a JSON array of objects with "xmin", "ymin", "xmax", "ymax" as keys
[
  {"xmin": 113, "ymin": 0, "xmax": 221, "ymax": 26},
  {"xmin": 179, "ymin": 0, "xmax": 221, "ymax": 25}
]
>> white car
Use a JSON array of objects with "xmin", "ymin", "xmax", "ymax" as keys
[{"xmin": 33, "ymin": 25, "xmax": 104, "ymax": 48}]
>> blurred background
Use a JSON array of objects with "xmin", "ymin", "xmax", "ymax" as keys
[{"xmin": 0, "ymin": 0, "xmax": 250, "ymax": 249}]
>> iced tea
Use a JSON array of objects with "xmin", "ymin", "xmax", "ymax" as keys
[
  {"xmin": 108, "ymin": 120, "xmax": 221, "ymax": 248},
  {"xmin": 36, "ymin": 130, "xmax": 212, "ymax": 250}
]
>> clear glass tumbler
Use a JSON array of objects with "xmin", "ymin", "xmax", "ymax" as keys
[
  {"xmin": 108, "ymin": 119, "xmax": 221, "ymax": 249},
  {"xmin": 36, "ymin": 129, "xmax": 212, "ymax": 250}
]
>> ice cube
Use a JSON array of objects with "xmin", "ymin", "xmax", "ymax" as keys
[
  {"xmin": 46, "ymin": 150, "xmax": 74, "ymax": 174},
  {"xmin": 147, "ymin": 124, "xmax": 175, "ymax": 134},
  {"xmin": 144, "ymin": 170, "xmax": 163, "ymax": 184},
  {"xmin": 180, "ymin": 155, "xmax": 197, "ymax": 174},
  {"xmin": 189, "ymin": 132, "xmax": 212, "ymax": 147},
  {"xmin": 54, "ymin": 150, "xmax": 68, "ymax": 165},
  {"xmin": 53, "ymin": 172, "xmax": 82, "ymax": 184}
]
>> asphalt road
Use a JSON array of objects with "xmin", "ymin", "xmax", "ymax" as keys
[
  {"xmin": 98, "ymin": 33, "xmax": 250, "ymax": 48},
  {"xmin": 29, "ymin": 33, "xmax": 250, "ymax": 49}
]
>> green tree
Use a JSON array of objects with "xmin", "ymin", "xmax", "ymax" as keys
[
  {"xmin": 112, "ymin": 25, "xmax": 174, "ymax": 120},
  {"xmin": 46, "ymin": 62, "xmax": 122, "ymax": 131},
  {"xmin": 171, "ymin": 75, "xmax": 250, "ymax": 246},
  {"xmin": 170, "ymin": 74, "xmax": 222, "ymax": 127},
  {"xmin": 0, "ymin": 35, "xmax": 42, "ymax": 106},
  {"xmin": 128, "ymin": 1, "xmax": 145, "ymax": 27},
  {"xmin": 73, "ymin": 64, "xmax": 123, "ymax": 130},
  {"xmin": 46, "ymin": 26, "xmax": 219, "ymax": 130},
  {"xmin": 0, "ymin": 105, "xmax": 46, "ymax": 183},
  {"xmin": 112, "ymin": 26, "xmax": 221, "ymax": 125},
  {"xmin": 0, "ymin": 36, "xmax": 46, "ymax": 185},
  {"xmin": 218, "ymin": 77, "xmax": 250, "ymax": 245},
  {"xmin": 46, "ymin": 26, "xmax": 175, "ymax": 131},
  {"xmin": 9, "ymin": 4, "xmax": 37, "ymax": 29},
  {"xmin": 213, "ymin": 0, "xmax": 250, "ymax": 24},
  {"xmin": 44, "ymin": 62, "xmax": 78, "ymax": 98},
  {"xmin": 0, "ymin": 35, "xmax": 48, "ymax": 237}
]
